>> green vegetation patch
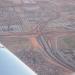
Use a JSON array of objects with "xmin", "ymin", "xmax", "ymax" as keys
[{"xmin": 62, "ymin": 36, "xmax": 75, "ymax": 49}]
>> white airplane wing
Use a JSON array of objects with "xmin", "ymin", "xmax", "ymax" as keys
[{"xmin": 0, "ymin": 44, "xmax": 37, "ymax": 75}]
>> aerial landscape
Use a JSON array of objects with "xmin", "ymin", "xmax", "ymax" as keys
[{"xmin": 0, "ymin": 0, "xmax": 75, "ymax": 75}]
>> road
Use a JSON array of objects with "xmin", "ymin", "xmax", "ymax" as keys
[{"xmin": 36, "ymin": 35, "xmax": 75, "ymax": 71}]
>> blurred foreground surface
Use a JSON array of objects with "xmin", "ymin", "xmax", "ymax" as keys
[
  {"xmin": 0, "ymin": 46, "xmax": 37, "ymax": 75},
  {"xmin": 0, "ymin": 0, "xmax": 75, "ymax": 75}
]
